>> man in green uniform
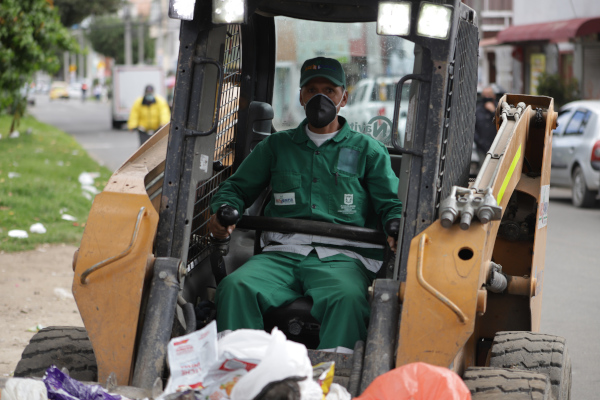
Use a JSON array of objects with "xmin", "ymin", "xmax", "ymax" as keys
[{"xmin": 208, "ymin": 57, "xmax": 402, "ymax": 352}]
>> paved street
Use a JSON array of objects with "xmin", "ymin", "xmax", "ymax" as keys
[
  {"xmin": 27, "ymin": 95, "xmax": 600, "ymax": 397},
  {"xmin": 29, "ymin": 95, "xmax": 139, "ymax": 172},
  {"xmin": 541, "ymin": 188, "xmax": 600, "ymax": 398}
]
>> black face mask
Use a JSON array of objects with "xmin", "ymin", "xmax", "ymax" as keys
[
  {"xmin": 304, "ymin": 93, "xmax": 344, "ymax": 129},
  {"xmin": 482, "ymin": 97, "xmax": 495, "ymax": 103},
  {"xmin": 143, "ymin": 94, "xmax": 156, "ymax": 105}
]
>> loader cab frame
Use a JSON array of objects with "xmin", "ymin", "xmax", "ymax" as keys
[{"xmin": 155, "ymin": 0, "xmax": 479, "ymax": 284}]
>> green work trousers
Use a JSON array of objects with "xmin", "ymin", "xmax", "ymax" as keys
[{"xmin": 215, "ymin": 251, "xmax": 376, "ymax": 349}]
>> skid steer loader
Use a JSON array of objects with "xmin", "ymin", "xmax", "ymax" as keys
[{"xmin": 13, "ymin": 0, "xmax": 571, "ymax": 398}]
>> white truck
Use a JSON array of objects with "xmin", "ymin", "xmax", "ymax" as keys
[{"xmin": 111, "ymin": 65, "xmax": 165, "ymax": 129}]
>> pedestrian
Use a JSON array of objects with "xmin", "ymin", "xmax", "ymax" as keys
[
  {"xmin": 127, "ymin": 85, "xmax": 171, "ymax": 146},
  {"xmin": 93, "ymin": 84, "xmax": 102, "ymax": 101},
  {"xmin": 474, "ymin": 86, "xmax": 497, "ymax": 167},
  {"xmin": 208, "ymin": 57, "xmax": 403, "ymax": 353},
  {"xmin": 81, "ymin": 82, "xmax": 88, "ymax": 102}
]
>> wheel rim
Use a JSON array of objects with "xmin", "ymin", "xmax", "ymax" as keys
[{"xmin": 572, "ymin": 169, "xmax": 586, "ymax": 206}]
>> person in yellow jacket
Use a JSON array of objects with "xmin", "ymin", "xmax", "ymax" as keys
[{"xmin": 127, "ymin": 85, "xmax": 171, "ymax": 145}]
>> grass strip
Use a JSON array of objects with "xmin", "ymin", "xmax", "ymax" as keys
[{"xmin": 0, "ymin": 114, "xmax": 112, "ymax": 252}]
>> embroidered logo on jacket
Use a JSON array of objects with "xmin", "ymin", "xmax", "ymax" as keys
[
  {"xmin": 339, "ymin": 193, "xmax": 356, "ymax": 215},
  {"xmin": 274, "ymin": 193, "xmax": 296, "ymax": 205}
]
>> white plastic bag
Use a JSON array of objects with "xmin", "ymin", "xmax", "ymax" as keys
[
  {"xmin": 326, "ymin": 383, "xmax": 352, "ymax": 400},
  {"xmin": 230, "ymin": 328, "xmax": 313, "ymax": 400},
  {"xmin": 2, "ymin": 378, "xmax": 48, "ymax": 400},
  {"xmin": 198, "ymin": 329, "xmax": 269, "ymax": 398},
  {"xmin": 30, "ymin": 223, "xmax": 47, "ymax": 234}
]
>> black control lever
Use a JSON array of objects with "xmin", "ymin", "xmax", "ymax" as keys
[
  {"xmin": 209, "ymin": 205, "xmax": 240, "ymax": 285},
  {"xmin": 385, "ymin": 218, "xmax": 400, "ymax": 238},
  {"xmin": 380, "ymin": 218, "xmax": 401, "ymax": 278},
  {"xmin": 216, "ymin": 204, "xmax": 240, "ymax": 229}
]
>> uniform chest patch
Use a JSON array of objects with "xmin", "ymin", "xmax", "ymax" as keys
[
  {"xmin": 337, "ymin": 147, "xmax": 360, "ymax": 174},
  {"xmin": 274, "ymin": 192, "xmax": 296, "ymax": 205},
  {"xmin": 339, "ymin": 193, "xmax": 357, "ymax": 214}
]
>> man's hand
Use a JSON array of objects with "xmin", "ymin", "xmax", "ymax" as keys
[
  {"xmin": 208, "ymin": 214, "xmax": 236, "ymax": 239},
  {"xmin": 387, "ymin": 236, "xmax": 397, "ymax": 253},
  {"xmin": 385, "ymin": 218, "xmax": 400, "ymax": 253},
  {"xmin": 484, "ymin": 100, "xmax": 495, "ymax": 113}
]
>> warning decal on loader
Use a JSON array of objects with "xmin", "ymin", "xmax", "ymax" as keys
[{"xmin": 538, "ymin": 184, "xmax": 549, "ymax": 229}]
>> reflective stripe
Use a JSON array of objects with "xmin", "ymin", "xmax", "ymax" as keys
[
  {"xmin": 261, "ymin": 231, "xmax": 384, "ymax": 273},
  {"xmin": 261, "ymin": 231, "xmax": 384, "ymax": 249},
  {"xmin": 497, "ymin": 144, "xmax": 521, "ymax": 204}
]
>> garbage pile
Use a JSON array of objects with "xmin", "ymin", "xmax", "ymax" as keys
[
  {"xmin": 160, "ymin": 321, "xmax": 348, "ymax": 400},
  {"xmin": 0, "ymin": 322, "xmax": 471, "ymax": 400}
]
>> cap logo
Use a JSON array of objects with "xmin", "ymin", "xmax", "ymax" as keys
[{"xmin": 303, "ymin": 64, "xmax": 337, "ymax": 72}]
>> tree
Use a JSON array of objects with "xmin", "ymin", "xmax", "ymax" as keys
[
  {"xmin": 0, "ymin": 0, "xmax": 78, "ymax": 134},
  {"xmin": 53, "ymin": 0, "xmax": 123, "ymax": 28},
  {"xmin": 86, "ymin": 15, "xmax": 155, "ymax": 65}
]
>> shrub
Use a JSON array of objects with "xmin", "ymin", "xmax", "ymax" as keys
[{"xmin": 536, "ymin": 73, "xmax": 580, "ymax": 108}]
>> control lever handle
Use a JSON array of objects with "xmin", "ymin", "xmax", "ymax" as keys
[
  {"xmin": 216, "ymin": 204, "xmax": 240, "ymax": 228},
  {"xmin": 209, "ymin": 205, "xmax": 239, "ymax": 285},
  {"xmin": 385, "ymin": 218, "xmax": 400, "ymax": 237}
]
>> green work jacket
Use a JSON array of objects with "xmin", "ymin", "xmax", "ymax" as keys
[{"xmin": 210, "ymin": 117, "xmax": 403, "ymax": 259}]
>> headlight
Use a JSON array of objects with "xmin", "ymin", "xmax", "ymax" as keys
[
  {"xmin": 213, "ymin": 0, "xmax": 246, "ymax": 24},
  {"xmin": 417, "ymin": 2, "xmax": 452, "ymax": 39},
  {"xmin": 377, "ymin": 2, "xmax": 411, "ymax": 36},
  {"xmin": 168, "ymin": 0, "xmax": 196, "ymax": 21}
]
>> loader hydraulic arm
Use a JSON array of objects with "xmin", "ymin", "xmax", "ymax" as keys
[{"xmin": 396, "ymin": 95, "xmax": 557, "ymax": 375}]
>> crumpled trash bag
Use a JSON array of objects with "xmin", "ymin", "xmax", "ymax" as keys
[
  {"xmin": 43, "ymin": 366, "xmax": 122, "ymax": 400},
  {"xmin": 8, "ymin": 230, "xmax": 29, "ymax": 239},
  {"xmin": 229, "ymin": 328, "xmax": 314, "ymax": 400},
  {"xmin": 78, "ymin": 172, "xmax": 95, "ymax": 186},
  {"xmin": 355, "ymin": 362, "xmax": 471, "ymax": 400},
  {"xmin": 2, "ymin": 377, "xmax": 48, "ymax": 400},
  {"xmin": 30, "ymin": 223, "xmax": 47, "ymax": 234}
]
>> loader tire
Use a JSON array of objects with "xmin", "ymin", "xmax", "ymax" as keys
[
  {"xmin": 14, "ymin": 326, "xmax": 97, "ymax": 381},
  {"xmin": 489, "ymin": 331, "xmax": 571, "ymax": 400},
  {"xmin": 464, "ymin": 367, "xmax": 551, "ymax": 399}
]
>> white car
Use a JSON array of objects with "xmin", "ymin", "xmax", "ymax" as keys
[
  {"xmin": 551, "ymin": 100, "xmax": 600, "ymax": 207},
  {"xmin": 341, "ymin": 77, "xmax": 407, "ymax": 147}
]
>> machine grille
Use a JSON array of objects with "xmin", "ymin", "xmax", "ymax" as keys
[
  {"xmin": 437, "ymin": 19, "xmax": 478, "ymax": 207},
  {"xmin": 187, "ymin": 24, "xmax": 242, "ymax": 269}
]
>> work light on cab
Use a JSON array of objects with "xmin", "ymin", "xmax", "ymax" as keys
[
  {"xmin": 377, "ymin": 1, "xmax": 411, "ymax": 36},
  {"xmin": 168, "ymin": 0, "xmax": 196, "ymax": 20},
  {"xmin": 212, "ymin": 0, "xmax": 246, "ymax": 24},
  {"xmin": 417, "ymin": 2, "xmax": 452, "ymax": 39}
]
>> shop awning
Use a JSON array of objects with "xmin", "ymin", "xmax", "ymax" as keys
[{"xmin": 497, "ymin": 17, "xmax": 600, "ymax": 44}]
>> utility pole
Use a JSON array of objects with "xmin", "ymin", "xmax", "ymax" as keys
[
  {"xmin": 63, "ymin": 52, "xmax": 69, "ymax": 81},
  {"xmin": 78, "ymin": 28, "xmax": 85, "ymax": 82},
  {"xmin": 124, "ymin": 4, "xmax": 133, "ymax": 65},
  {"xmin": 138, "ymin": 20, "xmax": 145, "ymax": 64}
]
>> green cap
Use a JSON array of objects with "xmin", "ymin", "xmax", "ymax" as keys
[{"xmin": 300, "ymin": 57, "xmax": 346, "ymax": 88}]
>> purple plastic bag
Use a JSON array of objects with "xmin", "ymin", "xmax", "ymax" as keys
[{"xmin": 43, "ymin": 366, "xmax": 122, "ymax": 400}]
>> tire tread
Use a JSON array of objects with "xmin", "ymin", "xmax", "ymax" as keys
[
  {"xmin": 14, "ymin": 326, "xmax": 98, "ymax": 382},
  {"xmin": 464, "ymin": 367, "xmax": 551, "ymax": 399},
  {"xmin": 489, "ymin": 331, "xmax": 571, "ymax": 400}
]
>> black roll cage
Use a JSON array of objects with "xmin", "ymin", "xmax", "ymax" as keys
[{"xmin": 155, "ymin": 0, "xmax": 478, "ymax": 282}]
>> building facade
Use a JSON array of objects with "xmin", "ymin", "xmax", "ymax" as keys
[{"xmin": 496, "ymin": 0, "xmax": 600, "ymax": 99}]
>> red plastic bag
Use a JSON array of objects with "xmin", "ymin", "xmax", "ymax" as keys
[{"xmin": 355, "ymin": 362, "xmax": 471, "ymax": 400}]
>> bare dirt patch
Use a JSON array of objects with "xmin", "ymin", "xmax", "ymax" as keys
[{"xmin": 0, "ymin": 244, "xmax": 83, "ymax": 376}]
